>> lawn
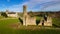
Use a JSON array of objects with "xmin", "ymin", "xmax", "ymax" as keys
[
  {"xmin": 0, "ymin": 27, "xmax": 60, "ymax": 34},
  {"xmin": 0, "ymin": 18, "xmax": 19, "ymax": 28},
  {"xmin": 52, "ymin": 18, "xmax": 60, "ymax": 28},
  {"xmin": 0, "ymin": 16, "xmax": 4, "ymax": 19},
  {"xmin": 0, "ymin": 17, "xmax": 60, "ymax": 34}
]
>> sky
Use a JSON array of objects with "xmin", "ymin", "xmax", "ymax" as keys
[{"xmin": 0, "ymin": 0, "xmax": 60, "ymax": 12}]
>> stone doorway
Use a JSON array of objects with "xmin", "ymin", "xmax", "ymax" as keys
[
  {"xmin": 36, "ymin": 17, "xmax": 40, "ymax": 25},
  {"xmin": 42, "ymin": 20, "xmax": 44, "ymax": 26}
]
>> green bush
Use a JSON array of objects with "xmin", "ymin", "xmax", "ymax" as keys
[{"xmin": 1, "ymin": 12, "xmax": 8, "ymax": 18}]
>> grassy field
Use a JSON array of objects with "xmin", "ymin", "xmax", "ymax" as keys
[
  {"xmin": 0, "ymin": 16, "xmax": 4, "ymax": 19},
  {"xmin": 52, "ymin": 18, "xmax": 60, "ymax": 28},
  {"xmin": 0, "ymin": 16, "xmax": 60, "ymax": 34},
  {"xmin": 0, "ymin": 28, "xmax": 60, "ymax": 34},
  {"xmin": 0, "ymin": 26, "xmax": 60, "ymax": 34}
]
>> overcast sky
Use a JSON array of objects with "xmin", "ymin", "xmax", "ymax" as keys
[{"xmin": 0, "ymin": 0, "xmax": 60, "ymax": 12}]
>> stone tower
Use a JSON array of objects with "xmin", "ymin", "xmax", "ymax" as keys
[
  {"xmin": 23, "ymin": 5, "xmax": 36, "ymax": 26},
  {"xmin": 23, "ymin": 5, "xmax": 27, "ymax": 26}
]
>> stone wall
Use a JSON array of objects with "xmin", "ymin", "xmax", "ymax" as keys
[
  {"xmin": 23, "ymin": 5, "xmax": 36, "ymax": 26},
  {"xmin": 26, "ymin": 16, "xmax": 36, "ymax": 26},
  {"xmin": 44, "ymin": 17, "xmax": 52, "ymax": 26},
  {"xmin": 38, "ymin": 16, "xmax": 52, "ymax": 26},
  {"xmin": 23, "ymin": 5, "xmax": 52, "ymax": 26},
  {"xmin": 7, "ymin": 13, "xmax": 18, "ymax": 17},
  {"xmin": 6, "ymin": 11, "xmax": 18, "ymax": 17}
]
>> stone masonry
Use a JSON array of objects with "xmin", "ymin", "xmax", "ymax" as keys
[
  {"xmin": 38, "ymin": 16, "xmax": 52, "ymax": 26},
  {"xmin": 23, "ymin": 5, "xmax": 52, "ymax": 26},
  {"xmin": 23, "ymin": 5, "xmax": 36, "ymax": 26}
]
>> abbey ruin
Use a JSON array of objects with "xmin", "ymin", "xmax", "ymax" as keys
[
  {"xmin": 23, "ymin": 5, "xmax": 52, "ymax": 26},
  {"xmin": 0, "ymin": 5, "xmax": 52, "ymax": 26},
  {"xmin": 23, "ymin": 5, "xmax": 36, "ymax": 26}
]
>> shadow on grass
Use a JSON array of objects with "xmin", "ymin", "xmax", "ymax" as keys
[
  {"xmin": 18, "ymin": 18, "xmax": 23, "ymax": 25},
  {"xmin": 53, "ymin": 24, "xmax": 60, "ymax": 28}
]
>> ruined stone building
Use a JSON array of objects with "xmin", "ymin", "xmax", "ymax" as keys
[
  {"xmin": 23, "ymin": 5, "xmax": 36, "ymax": 26},
  {"xmin": 38, "ymin": 16, "xmax": 52, "ymax": 26},
  {"xmin": 6, "ymin": 10, "xmax": 18, "ymax": 17},
  {"xmin": 22, "ymin": 5, "xmax": 52, "ymax": 26}
]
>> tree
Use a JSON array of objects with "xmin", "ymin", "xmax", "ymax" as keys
[
  {"xmin": 29, "ymin": 11, "xmax": 34, "ymax": 17},
  {"xmin": 1, "ymin": 12, "xmax": 8, "ymax": 18}
]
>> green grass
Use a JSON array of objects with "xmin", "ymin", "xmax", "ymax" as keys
[
  {"xmin": 0, "ymin": 19, "xmax": 19, "ymax": 27},
  {"xmin": 36, "ymin": 16, "xmax": 41, "ymax": 20},
  {"xmin": 0, "ymin": 16, "xmax": 4, "ymax": 19},
  {"xmin": 0, "ymin": 28, "xmax": 60, "ymax": 34},
  {"xmin": 52, "ymin": 18, "xmax": 60, "ymax": 27},
  {"xmin": 0, "ymin": 17, "xmax": 60, "ymax": 34},
  {"xmin": 0, "ymin": 19, "xmax": 19, "ymax": 23}
]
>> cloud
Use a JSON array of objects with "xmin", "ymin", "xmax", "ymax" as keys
[
  {"xmin": 8, "ymin": 0, "xmax": 60, "ymax": 12},
  {"xmin": 7, "ymin": 0, "xmax": 10, "ymax": 2},
  {"xmin": 40, "ymin": 1, "xmax": 60, "ymax": 10},
  {"xmin": 26, "ymin": 0, "xmax": 55, "ymax": 8},
  {"xmin": 8, "ymin": 4, "xmax": 22, "ymax": 12},
  {"xmin": 22, "ymin": 0, "xmax": 60, "ymax": 11},
  {"xmin": 43, "ymin": 4, "xmax": 60, "ymax": 11},
  {"xmin": 8, "ymin": 2, "xmax": 27, "ymax": 12}
]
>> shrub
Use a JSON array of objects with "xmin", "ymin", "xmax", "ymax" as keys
[{"xmin": 1, "ymin": 12, "xmax": 8, "ymax": 18}]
